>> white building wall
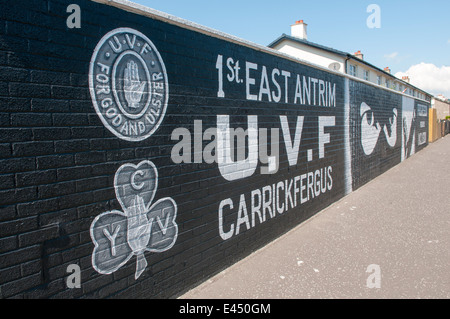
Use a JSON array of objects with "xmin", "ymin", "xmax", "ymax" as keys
[
  {"xmin": 271, "ymin": 39, "xmax": 430, "ymax": 101},
  {"xmin": 272, "ymin": 42, "xmax": 345, "ymax": 73}
]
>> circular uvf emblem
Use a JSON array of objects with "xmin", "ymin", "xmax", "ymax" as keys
[{"xmin": 89, "ymin": 28, "xmax": 168, "ymax": 142}]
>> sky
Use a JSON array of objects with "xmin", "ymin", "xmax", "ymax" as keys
[{"xmin": 131, "ymin": 0, "xmax": 450, "ymax": 97}]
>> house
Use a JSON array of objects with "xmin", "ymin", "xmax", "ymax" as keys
[
  {"xmin": 268, "ymin": 20, "xmax": 432, "ymax": 102},
  {"xmin": 431, "ymin": 95, "xmax": 450, "ymax": 120}
]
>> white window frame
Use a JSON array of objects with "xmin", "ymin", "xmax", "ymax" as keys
[
  {"xmin": 363, "ymin": 70, "xmax": 370, "ymax": 81},
  {"xmin": 349, "ymin": 64, "xmax": 357, "ymax": 77}
]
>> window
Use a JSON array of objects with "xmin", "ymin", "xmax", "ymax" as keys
[
  {"xmin": 349, "ymin": 64, "xmax": 357, "ymax": 77},
  {"xmin": 364, "ymin": 70, "xmax": 370, "ymax": 81},
  {"xmin": 377, "ymin": 76, "xmax": 382, "ymax": 85},
  {"xmin": 385, "ymin": 80, "xmax": 390, "ymax": 88}
]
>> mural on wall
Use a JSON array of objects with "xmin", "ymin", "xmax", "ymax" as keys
[
  {"xmin": 1, "ymin": 0, "xmax": 433, "ymax": 298},
  {"xmin": 350, "ymin": 80, "xmax": 403, "ymax": 190},
  {"xmin": 416, "ymin": 102, "xmax": 429, "ymax": 149},
  {"xmin": 89, "ymin": 28, "xmax": 176, "ymax": 280},
  {"xmin": 86, "ymin": 25, "xmax": 429, "ymax": 283},
  {"xmin": 360, "ymin": 101, "xmax": 398, "ymax": 155},
  {"xmin": 89, "ymin": 27, "xmax": 169, "ymax": 142},
  {"xmin": 90, "ymin": 160, "xmax": 178, "ymax": 279},
  {"xmin": 402, "ymin": 96, "xmax": 416, "ymax": 161}
]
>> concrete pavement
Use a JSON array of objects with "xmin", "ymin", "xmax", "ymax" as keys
[{"xmin": 180, "ymin": 135, "xmax": 450, "ymax": 299}]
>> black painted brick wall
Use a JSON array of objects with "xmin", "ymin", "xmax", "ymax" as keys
[{"xmin": 0, "ymin": 0, "xmax": 429, "ymax": 298}]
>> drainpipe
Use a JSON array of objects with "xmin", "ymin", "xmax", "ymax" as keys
[{"xmin": 344, "ymin": 54, "xmax": 351, "ymax": 75}]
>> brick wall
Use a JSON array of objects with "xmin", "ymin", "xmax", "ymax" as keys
[{"xmin": 0, "ymin": 0, "xmax": 429, "ymax": 298}]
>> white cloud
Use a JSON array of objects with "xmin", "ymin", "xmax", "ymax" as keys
[
  {"xmin": 395, "ymin": 63, "xmax": 450, "ymax": 97},
  {"xmin": 384, "ymin": 52, "xmax": 398, "ymax": 60}
]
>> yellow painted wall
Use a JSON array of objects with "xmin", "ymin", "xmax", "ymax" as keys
[{"xmin": 429, "ymin": 108, "xmax": 441, "ymax": 142}]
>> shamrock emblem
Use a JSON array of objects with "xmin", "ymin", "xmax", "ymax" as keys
[{"xmin": 90, "ymin": 160, "xmax": 178, "ymax": 279}]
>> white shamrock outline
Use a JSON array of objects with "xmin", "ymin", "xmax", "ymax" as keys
[{"xmin": 90, "ymin": 160, "xmax": 178, "ymax": 279}]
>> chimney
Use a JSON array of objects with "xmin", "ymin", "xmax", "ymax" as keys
[
  {"xmin": 354, "ymin": 50, "xmax": 364, "ymax": 60},
  {"xmin": 291, "ymin": 20, "xmax": 308, "ymax": 40},
  {"xmin": 384, "ymin": 67, "xmax": 391, "ymax": 74},
  {"xmin": 402, "ymin": 76, "xmax": 410, "ymax": 83}
]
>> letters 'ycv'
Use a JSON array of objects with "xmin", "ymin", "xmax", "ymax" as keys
[{"xmin": 90, "ymin": 160, "xmax": 178, "ymax": 279}]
